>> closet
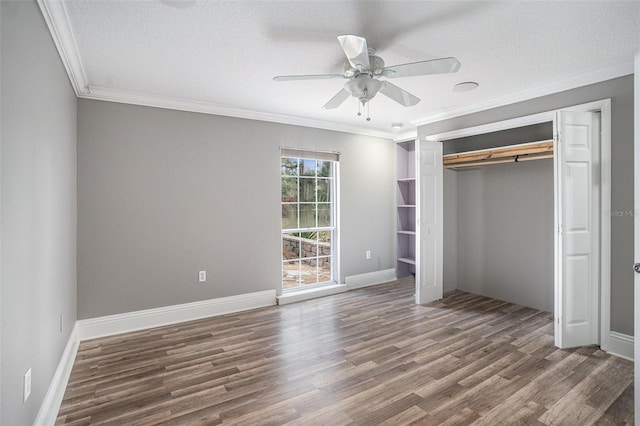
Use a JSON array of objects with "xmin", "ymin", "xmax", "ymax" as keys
[
  {"xmin": 442, "ymin": 123, "xmax": 555, "ymax": 313},
  {"xmin": 414, "ymin": 104, "xmax": 609, "ymax": 350}
]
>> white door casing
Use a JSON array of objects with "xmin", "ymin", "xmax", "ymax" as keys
[
  {"xmin": 554, "ymin": 110, "xmax": 600, "ymax": 348},
  {"xmin": 416, "ymin": 139, "xmax": 443, "ymax": 304},
  {"xmin": 633, "ymin": 49, "xmax": 639, "ymax": 422}
]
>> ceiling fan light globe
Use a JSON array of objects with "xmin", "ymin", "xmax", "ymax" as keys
[{"xmin": 345, "ymin": 78, "xmax": 383, "ymax": 103}]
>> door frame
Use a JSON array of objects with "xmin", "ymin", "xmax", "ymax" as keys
[
  {"xmin": 632, "ymin": 49, "xmax": 639, "ymax": 420},
  {"xmin": 421, "ymin": 98, "xmax": 612, "ymax": 351}
]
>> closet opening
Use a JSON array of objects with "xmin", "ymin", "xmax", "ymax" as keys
[
  {"xmin": 441, "ymin": 122, "xmax": 555, "ymax": 315},
  {"xmin": 420, "ymin": 99, "xmax": 612, "ymax": 351}
]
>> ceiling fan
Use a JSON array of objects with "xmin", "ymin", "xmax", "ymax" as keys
[{"xmin": 273, "ymin": 35, "xmax": 461, "ymax": 120}]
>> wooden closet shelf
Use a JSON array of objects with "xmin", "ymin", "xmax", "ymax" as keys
[{"xmin": 443, "ymin": 140, "xmax": 554, "ymax": 169}]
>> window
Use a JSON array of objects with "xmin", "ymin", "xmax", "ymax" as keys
[{"xmin": 281, "ymin": 149, "xmax": 338, "ymax": 291}]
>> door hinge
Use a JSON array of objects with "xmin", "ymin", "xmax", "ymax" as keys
[{"xmin": 557, "ymin": 317, "xmax": 561, "ymax": 325}]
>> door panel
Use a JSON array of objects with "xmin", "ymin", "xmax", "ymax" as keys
[
  {"xmin": 417, "ymin": 139, "xmax": 443, "ymax": 304},
  {"xmin": 555, "ymin": 110, "xmax": 600, "ymax": 348}
]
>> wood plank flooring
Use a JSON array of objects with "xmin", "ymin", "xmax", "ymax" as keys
[{"xmin": 56, "ymin": 278, "xmax": 633, "ymax": 425}]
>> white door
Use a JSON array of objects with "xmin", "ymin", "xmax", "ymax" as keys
[
  {"xmin": 416, "ymin": 139, "xmax": 443, "ymax": 304},
  {"xmin": 554, "ymin": 110, "xmax": 600, "ymax": 348},
  {"xmin": 633, "ymin": 50, "xmax": 639, "ymax": 422}
]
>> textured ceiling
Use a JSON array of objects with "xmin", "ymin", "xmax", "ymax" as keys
[{"xmin": 50, "ymin": 1, "xmax": 640, "ymax": 138}]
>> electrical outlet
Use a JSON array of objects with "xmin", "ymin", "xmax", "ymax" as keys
[
  {"xmin": 365, "ymin": 250, "xmax": 371, "ymax": 260},
  {"xmin": 198, "ymin": 270, "xmax": 206, "ymax": 282},
  {"xmin": 24, "ymin": 368, "xmax": 31, "ymax": 402}
]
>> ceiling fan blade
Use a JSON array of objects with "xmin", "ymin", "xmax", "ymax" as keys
[
  {"xmin": 383, "ymin": 57, "xmax": 461, "ymax": 78},
  {"xmin": 379, "ymin": 81, "xmax": 420, "ymax": 107},
  {"xmin": 273, "ymin": 74, "xmax": 344, "ymax": 81},
  {"xmin": 323, "ymin": 88, "xmax": 351, "ymax": 109},
  {"xmin": 337, "ymin": 35, "xmax": 370, "ymax": 71}
]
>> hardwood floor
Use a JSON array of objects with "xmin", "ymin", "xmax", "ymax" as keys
[{"xmin": 56, "ymin": 278, "xmax": 633, "ymax": 425}]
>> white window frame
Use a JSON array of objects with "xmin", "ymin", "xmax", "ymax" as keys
[{"xmin": 280, "ymin": 149, "xmax": 339, "ymax": 293}]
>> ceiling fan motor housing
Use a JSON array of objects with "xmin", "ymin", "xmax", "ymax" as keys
[{"xmin": 344, "ymin": 55, "xmax": 385, "ymax": 78}]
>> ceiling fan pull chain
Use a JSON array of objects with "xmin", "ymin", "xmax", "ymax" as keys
[
  {"xmin": 366, "ymin": 102, "xmax": 371, "ymax": 121},
  {"xmin": 357, "ymin": 101, "xmax": 362, "ymax": 117}
]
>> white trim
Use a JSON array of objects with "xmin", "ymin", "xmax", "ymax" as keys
[
  {"xmin": 608, "ymin": 331, "xmax": 634, "ymax": 362},
  {"xmin": 412, "ymin": 60, "xmax": 633, "ymax": 127},
  {"xmin": 34, "ymin": 324, "xmax": 80, "ymax": 426},
  {"xmin": 393, "ymin": 130, "xmax": 418, "ymax": 143},
  {"xmin": 36, "ymin": 0, "xmax": 88, "ymax": 96},
  {"xmin": 77, "ymin": 290, "xmax": 276, "ymax": 340},
  {"xmin": 277, "ymin": 284, "xmax": 347, "ymax": 305},
  {"xmin": 423, "ymin": 111, "xmax": 554, "ymax": 142},
  {"xmin": 599, "ymin": 101, "xmax": 612, "ymax": 352},
  {"xmin": 634, "ymin": 49, "xmax": 640, "ymax": 419},
  {"xmin": 83, "ymin": 86, "xmax": 394, "ymax": 140},
  {"xmin": 345, "ymin": 269, "xmax": 397, "ymax": 290}
]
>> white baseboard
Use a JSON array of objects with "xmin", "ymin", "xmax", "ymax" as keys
[
  {"xmin": 345, "ymin": 268, "xmax": 396, "ymax": 290},
  {"xmin": 277, "ymin": 284, "xmax": 348, "ymax": 305},
  {"xmin": 607, "ymin": 331, "xmax": 634, "ymax": 361},
  {"xmin": 77, "ymin": 290, "xmax": 276, "ymax": 340},
  {"xmin": 34, "ymin": 323, "xmax": 80, "ymax": 426}
]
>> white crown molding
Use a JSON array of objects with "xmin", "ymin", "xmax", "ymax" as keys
[
  {"xmin": 77, "ymin": 290, "xmax": 276, "ymax": 340},
  {"xmin": 83, "ymin": 85, "xmax": 396, "ymax": 139},
  {"xmin": 412, "ymin": 60, "xmax": 633, "ymax": 127},
  {"xmin": 34, "ymin": 324, "xmax": 79, "ymax": 426},
  {"xmin": 37, "ymin": 0, "xmax": 88, "ymax": 96}
]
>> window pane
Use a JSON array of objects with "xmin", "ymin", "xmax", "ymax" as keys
[
  {"xmin": 282, "ymin": 233, "xmax": 300, "ymax": 260},
  {"xmin": 299, "ymin": 232, "xmax": 317, "ymax": 259},
  {"xmin": 317, "ymin": 179, "xmax": 331, "ymax": 202},
  {"xmin": 282, "ymin": 204, "xmax": 298, "ymax": 229},
  {"xmin": 301, "ymin": 258, "xmax": 318, "ymax": 285},
  {"xmin": 300, "ymin": 204, "xmax": 316, "ymax": 228},
  {"xmin": 317, "ymin": 203, "xmax": 331, "ymax": 227},
  {"xmin": 317, "ymin": 161, "xmax": 332, "ymax": 178},
  {"xmin": 318, "ymin": 231, "xmax": 332, "ymax": 256},
  {"xmin": 300, "ymin": 159, "xmax": 316, "ymax": 177},
  {"xmin": 317, "ymin": 256, "xmax": 331, "ymax": 282},
  {"xmin": 281, "ymin": 177, "xmax": 298, "ymax": 202},
  {"xmin": 282, "ymin": 260, "xmax": 300, "ymax": 289},
  {"xmin": 282, "ymin": 158, "xmax": 298, "ymax": 176},
  {"xmin": 299, "ymin": 178, "xmax": 315, "ymax": 202}
]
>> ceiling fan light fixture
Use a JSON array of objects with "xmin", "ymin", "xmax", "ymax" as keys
[
  {"xmin": 453, "ymin": 81, "xmax": 479, "ymax": 92},
  {"xmin": 345, "ymin": 77, "xmax": 383, "ymax": 104}
]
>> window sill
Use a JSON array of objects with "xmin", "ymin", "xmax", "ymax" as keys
[{"xmin": 277, "ymin": 284, "xmax": 347, "ymax": 305}]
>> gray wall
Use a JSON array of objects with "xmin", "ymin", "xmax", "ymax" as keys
[
  {"xmin": 1, "ymin": 1, "xmax": 78, "ymax": 425},
  {"xmin": 77, "ymin": 99, "xmax": 395, "ymax": 319},
  {"xmin": 419, "ymin": 75, "xmax": 634, "ymax": 335},
  {"xmin": 455, "ymin": 160, "xmax": 554, "ymax": 312}
]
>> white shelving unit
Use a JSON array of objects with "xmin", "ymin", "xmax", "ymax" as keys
[{"xmin": 396, "ymin": 140, "xmax": 417, "ymax": 279}]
